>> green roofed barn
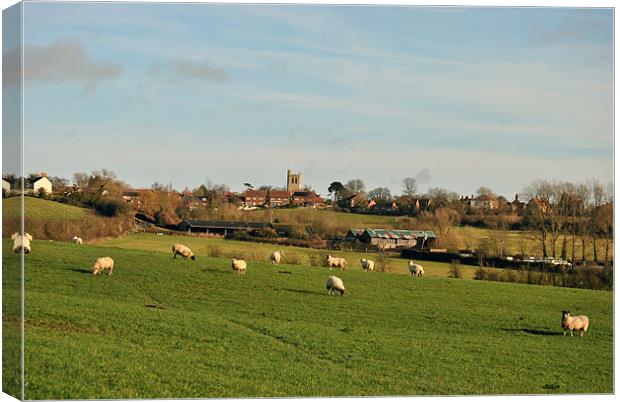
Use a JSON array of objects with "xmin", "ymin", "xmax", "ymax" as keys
[{"xmin": 349, "ymin": 228, "xmax": 436, "ymax": 250}]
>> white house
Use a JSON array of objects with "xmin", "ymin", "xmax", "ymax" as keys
[
  {"xmin": 30, "ymin": 176, "xmax": 52, "ymax": 195},
  {"xmin": 2, "ymin": 179, "xmax": 11, "ymax": 195}
]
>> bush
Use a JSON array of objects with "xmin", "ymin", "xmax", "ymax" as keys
[
  {"xmin": 448, "ymin": 260, "xmax": 463, "ymax": 278},
  {"xmin": 307, "ymin": 252, "xmax": 324, "ymax": 267},
  {"xmin": 474, "ymin": 267, "xmax": 487, "ymax": 280},
  {"xmin": 93, "ymin": 198, "xmax": 130, "ymax": 217},
  {"xmin": 208, "ymin": 245, "xmax": 223, "ymax": 257},
  {"xmin": 376, "ymin": 253, "xmax": 387, "ymax": 272},
  {"xmin": 3, "ymin": 213, "xmax": 133, "ymax": 242},
  {"xmin": 285, "ymin": 253, "xmax": 303, "ymax": 265},
  {"xmin": 449, "ymin": 260, "xmax": 462, "ymax": 278}
]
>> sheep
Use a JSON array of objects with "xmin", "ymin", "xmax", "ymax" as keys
[
  {"xmin": 408, "ymin": 260, "xmax": 424, "ymax": 277},
  {"xmin": 232, "ymin": 258, "xmax": 247, "ymax": 275},
  {"xmin": 562, "ymin": 310, "xmax": 589, "ymax": 337},
  {"xmin": 271, "ymin": 250, "xmax": 285, "ymax": 265},
  {"xmin": 72, "ymin": 236, "xmax": 83, "ymax": 245},
  {"xmin": 326, "ymin": 275, "xmax": 346, "ymax": 296},
  {"xmin": 172, "ymin": 244, "xmax": 195, "ymax": 260},
  {"xmin": 325, "ymin": 254, "xmax": 347, "ymax": 270},
  {"xmin": 360, "ymin": 258, "xmax": 375, "ymax": 272},
  {"xmin": 11, "ymin": 232, "xmax": 32, "ymax": 253},
  {"xmin": 92, "ymin": 257, "xmax": 114, "ymax": 276}
]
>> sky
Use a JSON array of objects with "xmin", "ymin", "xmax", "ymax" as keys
[{"xmin": 3, "ymin": 2, "xmax": 614, "ymax": 198}]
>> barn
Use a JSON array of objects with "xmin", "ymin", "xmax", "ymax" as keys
[
  {"xmin": 351, "ymin": 228, "xmax": 437, "ymax": 250},
  {"xmin": 177, "ymin": 219, "xmax": 272, "ymax": 235}
]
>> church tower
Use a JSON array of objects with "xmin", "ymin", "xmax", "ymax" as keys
[{"xmin": 287, "ymin": 169, "xmax": 302, "ymax": 192}]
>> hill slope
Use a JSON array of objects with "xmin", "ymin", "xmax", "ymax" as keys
[
  {"xmin": 3, "ymin": 196, "xmax": 87, "ymax": 220},
  {"xmin": 2, "ymin": 239, "xmax": 612, "ymax": 398}
]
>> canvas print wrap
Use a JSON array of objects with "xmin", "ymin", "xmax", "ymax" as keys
[{"xmin": 1, "ymin": 2, "xmax": 614, "ymax": 399}]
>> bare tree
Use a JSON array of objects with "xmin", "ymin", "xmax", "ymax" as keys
[
  {"xmin": 345, "ymin": 179, "xmax": 366, "ymax": 194},
  {"xmin": 402, "ymin": 177, "xmax": 418, "ymax": 197},
  {"xmin": 476, "ymin": 186, "xmax": 495, "ymax": 197},
  {"xmin": 588, "ymin": 179, "xmax": 605, "ymax": 263}
]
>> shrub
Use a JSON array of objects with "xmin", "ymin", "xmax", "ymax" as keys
[
  {"xmin": 93, "ymin": 198, "xmax": 130, "ymax": 217},
  {"xmin": 474, "ymin": 267, "xmax": 487, "ymax": 280},
  {"xmin": 208, "ymin": 245, "xmax": 223, "ymax": 257},
  {"xmin": 376, "ymin": 253, "xmax": 387, "ymax": 272},
  {"xmin": 449, "ymin": 260, "xmax": 463, "ymax": 278},
  {"xmin": 286, "ymin": 253, "xmax": 303, "ymax": 265},
  {"xmin": 307, "ymin": 252, "xmax": 324, "ymax": 267}
]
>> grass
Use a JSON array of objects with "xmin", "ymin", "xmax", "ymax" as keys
[
  {"xmin": 2, "ymin": 237, "xmax": 613, "ymax": 398},
  {"xmin": 3, "ymin": 196, "xmax": 86, "ymax": 220},
  {"xmin": 94, "ymin": 233, "xmax": 486, "ymax": 278}
]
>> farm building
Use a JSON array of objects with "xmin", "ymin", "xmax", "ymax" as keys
[
  {"xmin": 349, "ymin": 228, "xmax": 437, "ymax": 250},
  {"xmin": 177, "ymin": 219, "xmax": 272, "ymax": 235}
]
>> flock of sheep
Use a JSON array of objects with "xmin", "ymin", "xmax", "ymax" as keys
[{"xmin": 9, "ymin": 232, "xmax": 590, "ymax": 336}]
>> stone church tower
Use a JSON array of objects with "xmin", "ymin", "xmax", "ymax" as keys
[{"xmin": 287, "ymin": 169, "xmax": 302, "ymax": 192}]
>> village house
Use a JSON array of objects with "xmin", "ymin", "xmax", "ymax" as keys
[
  {"xmin": 292, "ymin": 190, "xmax": 324, "ymax": 207},
  {"xmin": 507, "ymin": 194, "xmax": 526, "ymax": 212},
  {"xmin": 25, "ymin": 173, "xmax": 52, "ymax": 196},
  {"xmin": 268, "ymin": 190, "xmax": 292, "ymax": 207},
  {"xmin": 461, "ymin": 194, "xmax": 497, "ymax": 210},
  {"xmin": 242, "ymin": 190, "xmax": 267, "ymax": 207},
  {"xmin": 2, "ymin": 177, "xmax": 17, "ymax": 196},
  {"xmin": 412, "ymin": 198, "xmax": 432, "ymax": 211},
  {"xmin": 526, "ymin": 196, "xmax": 551, "ymax": 214}
]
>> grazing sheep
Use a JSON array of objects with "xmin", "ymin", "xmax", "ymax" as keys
[
  {"xmin": 11, "ymin": 232, "xmax": 32, "ymax": 253},
  {"xmin": 562, "ymin": 310, "xmax": 589, "ymax": 337},
  {"xmin": 232, "ymin": 258, "xmax": 247, "ymax": 275},
  {"xmin": 360, "ymin": 258, "xmax": 375, "ymax": 272},
  {"xmin": 92, "ymin": 257, "xmax": 114, "ymax": 276},
  {"xmin": 172, "ymin": 244, "xmax": 195, "ymax": 260},
  {"xmin": 72, "ymin": 236, "xmax": 83, "ymax": 245},
  {"xmin": 408, "ymin": 260, "xmax": 424, "ymax": 277},
  {"xmin": 326, "ymin": 275, "xmax": 346, "ymax": 296},
  {"xmin": 326, "ymin": 254, "xmax": 347, "ymax": 270},
  {"xmin": 271, "ymin": 250, "xmax": 285, "ymax": 265}
]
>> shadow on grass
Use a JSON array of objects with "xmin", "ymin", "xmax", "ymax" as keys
[
  {"xmin": 69, "ymin": 268, "xmax": 92, "ymax": 275},
  {"xmin": 201, "ymin": 268, "xmax": 230, "ymax": 275},
  {"xmin": 282, "ymin": 288, "xmax": 324, "ymax": 296},
  {"xmin": 501, "ymin": 328, "xmax": 563, "ymax": 336}
]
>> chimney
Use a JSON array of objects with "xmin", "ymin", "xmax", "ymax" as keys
[{"xmin": 515, "ymin": 193, "xmax": 519, "ymax": 201}]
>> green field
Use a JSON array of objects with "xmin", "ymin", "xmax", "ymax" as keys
[
  {"xmin": 95, "ymin": 233, "xmax": 486, "ymax": 278},
  {"xmin": 3, "ymin": 196, "xmax": 86, "ymax": 220},
  {"xmin": 2, "ymin": 236, "xmax": 613, "ymax": 398}
]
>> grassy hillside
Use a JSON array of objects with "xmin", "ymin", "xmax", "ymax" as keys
[
  {"xmin": 2, "ymin": 196, "xmax": 86, "ymax": 220},
  {"xmin": 3, "ymin": 238, "xmax": 612, "ymax": 398}
]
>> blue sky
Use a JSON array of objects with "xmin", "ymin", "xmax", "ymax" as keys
[{"xmin": 7, "ymin": 3, "xmax": 614, "ymax": 197}]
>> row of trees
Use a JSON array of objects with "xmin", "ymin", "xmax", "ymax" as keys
[{"xmin": 523, "ymin": 178, "xmax": 613, "ymax": 264}]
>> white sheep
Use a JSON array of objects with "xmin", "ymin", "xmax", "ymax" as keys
[
  {"xmin": 72, "ymin": 236, "xmax": 83, "ymax": 245},
  {"xmin": 562, "ymin": 310, "xmax": 589, "ymax": 337},
  {"xmin": 11, "ymin": 232, "xmax": 32, "ymax": 253},
  {"xmin": 172, "ymin": 244, "xmax": 195, "ymax": 260},
  {"xmin": 408, "ymin": 260, "xmax": 424, "ymax": 277},
  {"xmin": 232, "ymin": 258, "xmax": 247, "ymax": 275},
  {"xmin": 360, "ymin": 258, "xmax": 375, "ymax": 272},
  {"xmin": 92, "ymin": 257, "xmax": 114, "ymax": 276},
  {"xmin": 326, "ymin": 254, "xmax": 347, "ymax": 270},
  {"xmin": 326, "ymin": 275, "xmax": 346, "ymax": 296},
  {"xmin": 271, "ymin": 250, "xmax": 285, "ymax": 265}
]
